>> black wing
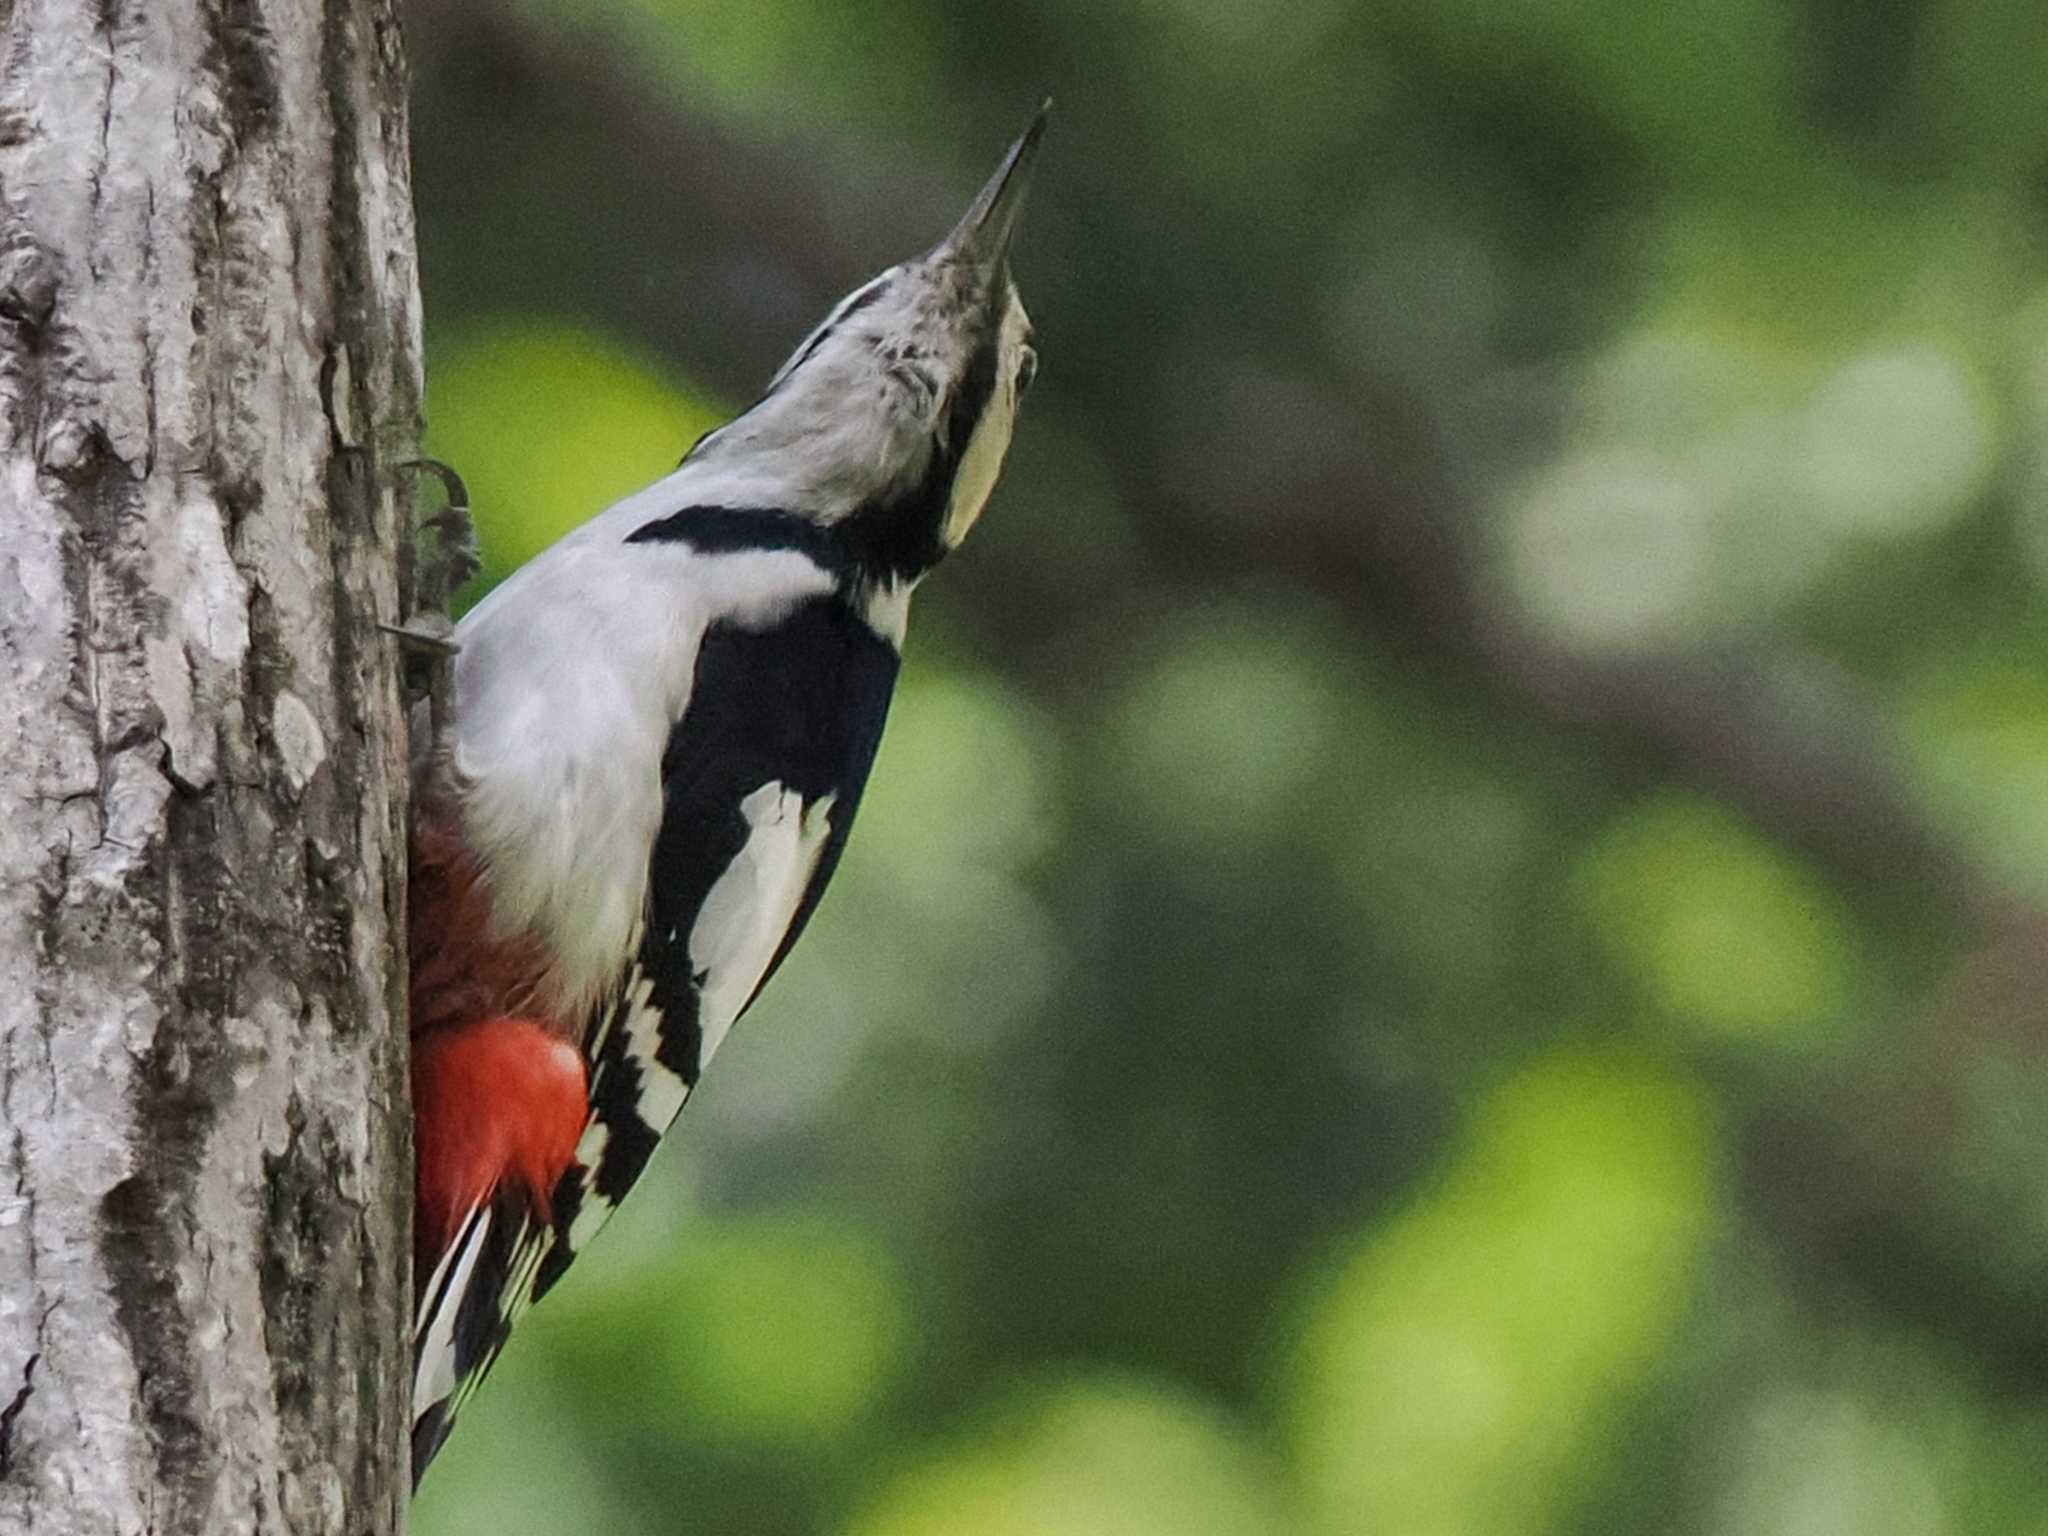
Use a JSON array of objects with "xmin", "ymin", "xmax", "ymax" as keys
[{"xmin": 540, "ymin": 593, "xmax": 900, "ymax": 1294}]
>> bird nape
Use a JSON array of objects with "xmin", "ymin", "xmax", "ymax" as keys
[{"xmin": 405, "ymin": 103, "xmax": 1048, "ymax": 1486}]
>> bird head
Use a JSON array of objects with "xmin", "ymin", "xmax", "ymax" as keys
[{"xmin": 682, "ymin": 104, "xmax": 1048, "ymax": 582}]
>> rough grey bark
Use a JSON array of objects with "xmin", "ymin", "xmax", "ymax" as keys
[{"xmin": 0, "ymin": 2, "xmax": 420, "ymax": 1531}]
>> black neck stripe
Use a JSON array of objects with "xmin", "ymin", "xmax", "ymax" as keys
[
  {"xmin": 638, "ymin": 325, "xmax": 1003, "ymax": 584},
  {"xmin": 831, "ymin": 332, "xmax": 1002, "ymax": 581},
  {"xmin": 625, "ymin": 504, "xmax": 852, "ymax": 577}
]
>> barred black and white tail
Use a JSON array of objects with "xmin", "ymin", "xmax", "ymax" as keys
[{"xmin": 409, "ymin": 948, "xmax": 706, "ymax": 1478}]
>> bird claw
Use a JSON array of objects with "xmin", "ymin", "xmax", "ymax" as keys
[
  {"xmin": 393, "ymin": 457, "xmax": 478, "ymax": 739},
  {"xmin": 379, "ymin": 616, "xmax": 461, "ymax": 656},
  {"xmin": 399, "ymin": 457, "xmax": 482, "ymax": 604}
]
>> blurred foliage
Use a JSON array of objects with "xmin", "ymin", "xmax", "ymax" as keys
[
  {"xmin": 403, "ymin": 0, "xmax": 2048, "ymax": 1531},
  {"xmin": 1291, "ymin": 1053, "xmax": 1716, "ymax": 1536},
  {"xmin": 426, "ymin": 322, "xmax": 723, "ymax": 582},
  {"xmin": 1572, "ymin": 794, "xmax": 1863, "ymax": 1044}
]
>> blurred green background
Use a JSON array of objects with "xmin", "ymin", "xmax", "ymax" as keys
[{"xmin": 404, "ymin": 1, "xmax": 2048, "ymax": 1531}]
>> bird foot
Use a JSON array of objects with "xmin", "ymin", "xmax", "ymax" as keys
[
  {"xmin": 400, "ymin": 457, "xmax": 481, "ymax": 608},
  {"xmin": 392, "ymin": 458, "xmax": 479, "ymax": 735}
]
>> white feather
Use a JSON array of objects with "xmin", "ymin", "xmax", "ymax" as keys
[
  {"xmin": 688, "ymin": 784, "xmax": 839, "ymax": 1070},
  {"xmin": 566, "ymin": 1120, "xmax": 615, "ymax": 1252},
  {"xmin": 863, "ymin": 577, "xmax": 914, "ymax": 647},
  {"xmin": 620, "ymin": 967, "xmax": 690, "ymax": 1128},
  {"xmin": 413, "ymin": 1203, "xmax": 493, "ymax": 1418}
]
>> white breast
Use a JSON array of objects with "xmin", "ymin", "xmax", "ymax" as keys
[{"xmin": 449, "ymin": 480, "xmax": 840, "ymax": 1019}]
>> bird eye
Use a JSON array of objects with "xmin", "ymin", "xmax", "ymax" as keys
[{"xmin": 1015, "ymin": 344, "xmax": 1039, "ymax": 397}]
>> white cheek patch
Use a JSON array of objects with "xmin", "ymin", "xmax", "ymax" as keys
[
  {"xmin": 943, "ymin": 296, "xmax": 1029, "ymax": 550},
  {"xmin": 688, "ymin": 782, "xmax": 839, "ymax": 1071},
  {"xmin": 944, "ymin": 402, "xmax": 1015, "ymax": 548}
]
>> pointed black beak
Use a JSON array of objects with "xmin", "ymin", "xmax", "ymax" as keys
[{"xmin": 944, "ymin": 100, "xmax": 1051, "ymax": 279}]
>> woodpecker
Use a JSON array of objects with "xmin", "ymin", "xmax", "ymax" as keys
[{"xmin": 405, "ymin": 109, "xmax": 1046, "ymax": 1481}]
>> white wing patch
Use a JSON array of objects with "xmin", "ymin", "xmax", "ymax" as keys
[
  {"xmin": 543, "ymin": 782, "xmax": 837, "ymax": 1279},
  {"xmin": 689, "ymin": 783, "xmax": 838, "ymax": 1071}
]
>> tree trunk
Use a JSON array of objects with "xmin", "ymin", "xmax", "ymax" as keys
[{"xmin": 0, "ymin": 1, "xmax": 420, "ymax": 1530}]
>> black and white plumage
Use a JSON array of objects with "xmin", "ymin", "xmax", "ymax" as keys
[{"xmin": 409, "ymin": 108, "xmax": 1047, "ymax": 1478}]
